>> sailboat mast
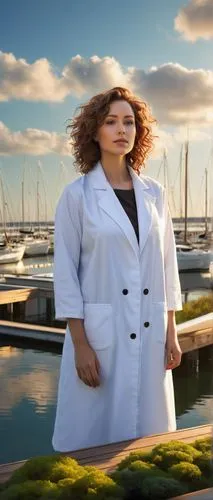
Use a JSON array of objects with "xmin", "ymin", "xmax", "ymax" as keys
[
  {"xmin": 179, "ymin": 145, "xmax": 183, "ymax": 219},
  {"xmin": 184, "ymin": 141, "xmax": 189, "ymax": 244},
  {"xmin": 205, "ymin": 168, "xmax": 208, "ymax": 235},
  {"xmin": 37, "ymin": 179, "xmax": 39, "ymax": 230},
  {"xmin": 0, "ymin": 174, "xmax": 6, "ymax": 232},
  {"xmin": 21, "ymin": 181, "xmax": 24, "ymax": 226},
  {"xmin": 163, "ymin": 149, "xmax": 166, "ymax": 189},
  {"xmin": 21, "ymin": 161, "xmax": 27, "ymax": 229}
]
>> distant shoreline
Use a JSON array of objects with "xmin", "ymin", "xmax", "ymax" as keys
[{"xmin": 0, "ymin": 217, "xmax": 212, "ymax": 228}]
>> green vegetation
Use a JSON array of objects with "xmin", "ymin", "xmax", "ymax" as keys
[
  {"xmin": 150, "ymin": 440, "xmax": 201, "ymax": 470},
  {"xmin": 0, "ymin": 437, "xmax": 212, "ymax": 499},
  {"xmin": 176, "ymin": 294, "xmax": 213, "ymax": 324}
]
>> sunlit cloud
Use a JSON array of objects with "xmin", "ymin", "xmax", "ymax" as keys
[
  {"xmin": 174, "ymin": 0, "xmax": 213, "ymax": 42},
  {"xmin": 130, "ymin": 63, "xmax": 213, "ymax": 126},
  {"xmin": 0, "ymin": 357, "xmax": 58, "ymax": 415},
  {"xmin": 0, "ymin": 51, "xmax": 69, "ymax": 102},
  {"xmin": 62, "ymin": 54, "xmax": 128, "ymax": 96},
  {"xmin": 1, "ymin": 51, "xmax": 213, "ymax": 139},
  {"xmin": 150, "ymin": 125, "xmax": 211, "ymax": 159},
  {"xmin": 0, "ymin": 122, "xmax": 72, "ymax": 156},
  {"xmin": 0, "ymin": 52, "xmax": 127, "ymax": 103}
]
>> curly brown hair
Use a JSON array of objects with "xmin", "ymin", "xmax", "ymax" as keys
[{"xmin": 67, "ymin": 87, "xmax": 156, "ymax": 175}]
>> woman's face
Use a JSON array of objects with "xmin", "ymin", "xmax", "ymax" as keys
[{"xmin": 95, "ymin": 100, "xmax": 136, "ymax": 157}]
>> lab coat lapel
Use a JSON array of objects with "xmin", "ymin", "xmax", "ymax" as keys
[
  {"xmin": 99, "ymin": 188, "xmax": 140, "ymax": 258},
  {"xmin": 88, "ymin": 162, "xmax": 155, "ymax": 257},
  {"xmin": 89, "ymin": 162, "xmax": 139, "ymax": 258},
  {"xmin": 129, "ymin": 167, "xmax": 156, "ymax": 255}
]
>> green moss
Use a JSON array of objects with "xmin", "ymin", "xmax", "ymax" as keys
[
  {"xmin": 150, "ymin": 441, "xmax": 201, "ymax": 470},
  {"xmin": 1, "ymin": 436, "xmax": 212, "ymax": 499},
  {"xmin": 110, "ymin": 469, "xmax": 146, "ymax": 494},
  {"xmin": 110, "ymin": 468, "xmax": 167, "ymax": 499},
  {"xmin": 192, "ymin": 437, "xmax": 212, "ymax": 453},
  {"xmin": 176, "ymin": 295, "xmax": 213, "ymax": 324},
  {"xmin": 5, "ymin": 455, "xmax": 82, "ymax": 486},
  {"xmin": 0, "ymin": 480, "xmax": 58, "ymax": 500},
  {"xmin": 128, "ymin": 460, "xmax": 160, "ymax": 473},
  {"xmin": 169, "ymin": 461, "xmax": 202, "ymax": 482},
  {"xmin": 57, "ymin": 470, "xmax": 124, "ymax": 499},
  {"xmin": 116, "ymin": 451, "xmax": 152, "ymax": 470},
  {"xmin": 140, "ymin": 475, "xmax": 187, "ymax": 499},
  {"xmin": 194, "ymin": 451, "xmax": 213, "ymax": 477},
  {"xmin": 50, "ymin": 459, "xmax": 85, "ymax": 483}
]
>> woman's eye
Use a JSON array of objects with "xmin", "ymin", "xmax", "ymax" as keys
[{"xmin": 105, "ymin": 120, "xmax": 134, "ymax": 125}]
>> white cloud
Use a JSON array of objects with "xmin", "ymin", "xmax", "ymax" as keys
[
  {"xmin": 129, "ymin": 63, "xmax": 213, "ymax": 126},
  {"xmin": 0, "ymin": 51, "xmax": 127, "ymax": 102},
  {"xmin": 150, "ymin": 125, "xmax": 211, "ymax": 159},
  {"xmin": 1, "ymin": 51, "xmax": 213, "ymax": 128},
  {"xmin": 62, "ymin": 54, "xmax": 128, "ymax": 96},
  {"xmin": 0, "ymin": 122, "xmax": 72, "ymax": 156},
  {"xmin": 174, "ymin": 0, "xmax": 213, "ymax": 41},
  {"xmin": 173, "ymin": 126, "xmax": 211, "ymax": 143},
  {"xmin": 0, "ymin": 51, "xmax": 69, "ymax": 102}
]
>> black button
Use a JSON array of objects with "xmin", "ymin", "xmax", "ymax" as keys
[
  {"xmin": 130, "ymin": 333, "xmax": 136, "ymax": 339},
  {"xmin": 143, "ymin": 288, "xmax": 149, "ymax": 295},
  {"xmin": 122, "ymin": 289, "xmax": 128, "ymax": 295},
  {"xmin": 144, "ymin": 322, "xmax": 150, "ymax": 328}
]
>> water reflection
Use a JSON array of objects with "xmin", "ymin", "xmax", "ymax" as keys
[
  {"xmin": 174, "ymin": 345, "xmax": 213, "ymax": 428},
  {"xmin": 0, "ymin": 338, "xmax": 212, "ymax": 464},
  {"xmin": 0, "ymin": 340, "xmax": 60, "ymax": 417},
  {"xmin": 0, "ymin": 255, "xmax": 53, "ymax": 276}
]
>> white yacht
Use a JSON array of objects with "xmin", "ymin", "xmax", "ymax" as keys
[
  {"xmin": 176, "ymin": 244, "xmax": 213, "ymax": 271},
  {"xmin": 0, "ymin": 243, "xmax": 26, "ymax": 264},
  {"xmin": 22, "ymin": 237, "xmax": 50, "ymax": 257}
]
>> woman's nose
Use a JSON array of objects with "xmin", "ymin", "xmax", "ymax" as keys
[{"xmin": 117, "ymin": 123, "xmax": 125, "ymax": 134}]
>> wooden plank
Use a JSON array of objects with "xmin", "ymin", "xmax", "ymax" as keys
[
  {"xmin": 180, "ymin": 328, "xmax": 213, "ymax": 353},
  {"xmin": 64, "ymin": 424, "xmax": 211, "ymax": 472},
  {"xmin": 0, "ymin": 288, "xmax": 37, "ymax": 305},
  {"xmin": 1, "ymin": 320, "xmax": 213, "ymax": 353},
  {"xmin": 0, "ymin": 425, "xmax": 211, "ymax": 484},
  {"xmin": 173, "ymin": 488, "xmax": 213, "ymax": 499},
  {"xmin": 0, "ymin": 319, "xmax": 64, "ymax": 334}
]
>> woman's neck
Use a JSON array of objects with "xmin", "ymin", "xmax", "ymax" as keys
[{"xmin": 100, "ymin": 155, "xmax": 133, "ymax": 189}]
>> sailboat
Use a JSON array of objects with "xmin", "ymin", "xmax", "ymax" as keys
[
  {"xmin": 20, "ymin": 161, "xmax": 50, "ymax": 257},
  {"xmin": 176, "ymin": 142, "xmax": 213, "ymax": 271},
  {"xmin": 0, "ymin": 240, "xmax": 25, "ymax": 264},
  {"xmin": 0, "ymin": 175, "xmax": 25, "ymax": 264}
]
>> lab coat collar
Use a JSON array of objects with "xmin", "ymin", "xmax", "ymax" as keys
[{"xmin": 87, "ymin": 161, "xmax": 156, "ymax": 257}]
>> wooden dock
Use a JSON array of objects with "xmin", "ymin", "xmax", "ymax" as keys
[
  {"xmin": 173, "ymin": 489, "xmax": 213, "ymax": 499},
  {"xmin": 0, "ymin": 425, "xmax": 211, "ymax": 495},
  {"xmin": 0, "ymin": 286, "xmax": 37, "ymax": 305},
  {"xmin": 0, "ymin": 313, "xmax": 213, "ymax": 353}
]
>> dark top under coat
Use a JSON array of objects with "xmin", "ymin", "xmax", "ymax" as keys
[{"xmin": 114, "ymin": 188, "xmax": 139, "ymax": 243}]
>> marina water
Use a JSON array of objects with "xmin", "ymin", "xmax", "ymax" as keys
[{"xmin": 0, "ymin": 255, "xmax": 212, "ymax": 464}]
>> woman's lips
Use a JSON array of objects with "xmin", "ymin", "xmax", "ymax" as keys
[{"xmin": 114, "ymin": 140, "xmax": 128, "ymax": 145}]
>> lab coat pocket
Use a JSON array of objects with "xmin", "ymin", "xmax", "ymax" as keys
[
  {"xmin": 152, "ymin": 302, "xmax": 168, "ymax": 344},
  {"xmin": 84, "ymin": 303, "xmax": 113, "ymax": 350}
]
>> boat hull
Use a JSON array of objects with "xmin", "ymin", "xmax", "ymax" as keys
[
  {"xmin": 24, "ymin": 240, "xmax": 50, "ymax": 257},
  {"xmin": 177, "ymin": 251, "xmax": 212, "ymax": 271},
  {"xmin": 0, "ymin": 245, "xmax": 25, "ymax": 264}
]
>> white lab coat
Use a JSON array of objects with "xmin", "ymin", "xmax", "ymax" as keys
[{"xmin": 52, "ymin": 161, "xmax": 182, "ymax": 452}]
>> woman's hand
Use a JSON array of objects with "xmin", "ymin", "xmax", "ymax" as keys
[
  {"xmin": 74, "ymin": 343, "xmax": 101, "ymax": 388},
  {"xmin": 165, "ymin": 311, "xmax": 182, "ymax": 370},
  {"xmin": 165, "ymin": 337, "xmax": 182, "ymax": 370}
]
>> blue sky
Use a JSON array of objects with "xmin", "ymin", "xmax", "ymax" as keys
[{"xmin": 0, "ymin": 0, "xmax": 213, "ymax": 221}]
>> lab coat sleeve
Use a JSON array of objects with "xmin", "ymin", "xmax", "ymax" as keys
[
  {"xmin": 54, "ymin": 185, "xmax": 84, "ymax": 320},
  {"xmin": 163, "ymin": 188, "xmax": 182, "ymax": 311}
]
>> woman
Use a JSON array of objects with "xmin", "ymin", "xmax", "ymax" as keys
[{"xmin": 52, "ymin": 87, "xmax": 182, "ymax": 453}]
